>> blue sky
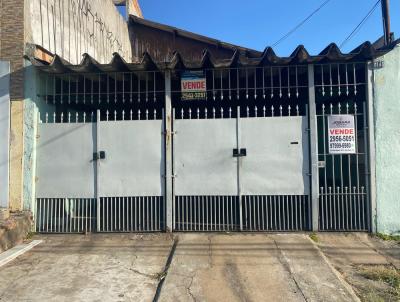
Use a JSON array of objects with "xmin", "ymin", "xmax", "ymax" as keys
[{"xmin": 119, "ymin": 0, "xmax": 399, "ymax": 56}]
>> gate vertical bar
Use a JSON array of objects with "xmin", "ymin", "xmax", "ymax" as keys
[
  {"xmin": 366, "ymin": 62, "xmax": 376, "ymax": 233},
  {"xmin": 96, "ymin": 109, "xmax": 101, "ymax": 232},
  {"xmin": 308, "ymin": 65, "xmax": 319, "ymax": 231},
  {"xmin": 164, "ymin": 70, "xmax": 173, "ymax": 231},
  {"xmin": 236, "ymin": 106, "xmax": 243, "ymax": 231}
]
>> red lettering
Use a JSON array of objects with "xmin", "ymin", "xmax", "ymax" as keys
[
  {"xmin": 182, "ymin": 79, "xmax": 206, "ymax": 91},
  {"xmin": 330, "ymin": 128, "xmax": 354, "ymax": 135}
]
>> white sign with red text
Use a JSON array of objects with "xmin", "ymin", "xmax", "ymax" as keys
[
  {"xmin": 328, "ymin": 115, "xmax": 356, "ymax": 154},
  {"xmin": 181, "ymin": 71, "xmax": 207, "ymax": 100}
]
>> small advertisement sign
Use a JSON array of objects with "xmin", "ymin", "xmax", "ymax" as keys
[
  {"xmin": 328, "ymin": 115, "xmax": 356, "ymax": 154},
  {"xmin": 181, "ymin": 71, "xmax": 207, "ymax": 101}
]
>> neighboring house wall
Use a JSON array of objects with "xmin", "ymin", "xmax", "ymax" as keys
[
  {"xmin": 25, "ymin": 0, "xmax": 132, "ymax": 64},
  {"xmin": 0, "ymin": 61, "xmax": 10, "ymax": 209},
  {"xmin": 1, "ymin": 0, "xmax": 134, "ymax": 211},
  {"xmin": 127, "ymin": 0, "xmax": 143, "ymax": 18},
  {"xmin": 373, "ymin": 44, "xmax": 400, "ymax": 235},
  {"xmin": 0, "ymin": 0, "xmax": 25, "ymax": 211},
  {"xmin": 22, "ymin": 0, "xmax": 134, "ymax": 210},
  {"xmin": 129, "ymin": 21, "xmax": 240, "ymax": 63}
]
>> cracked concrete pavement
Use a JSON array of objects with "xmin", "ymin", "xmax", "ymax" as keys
[
  {"xmin": 158, "ymin": 234, "xmax": 358, "ymax": 302},
  {"xmin": 0, "ymin": 233, "xmax": 381, "ymax": 302},
  {"xmin": 0, "ymin": 234, "xmax": 174, "ymax": 302}
]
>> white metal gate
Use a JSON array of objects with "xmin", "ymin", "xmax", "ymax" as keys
[
  {"xmin": 33, "ymin": 63, "xmax": 372, "ymax": 233},
  {"xmin": 172, "ymin": 108, "xmax": 311, "ymax": 231},
  {"xmin": 35, "ymin": 114, "xmax": 165, "ymax": 233},
  {"xmin": 97, "ymin": 118, "xmax": 164, "ymax": 232}
]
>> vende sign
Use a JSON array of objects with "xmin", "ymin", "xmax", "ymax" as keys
[
  {"xmin": 181, "ymin": 78, "xmax": 206, "ymax": 92},
  {"xmin": 328, "ymin": 115, "xmax": 356, "ymax": 154},
  {"xmin": 181, "ymin": 71, "xmax": 207, "ymax": 100}
]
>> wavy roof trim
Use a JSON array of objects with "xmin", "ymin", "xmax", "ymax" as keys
[{"xmin": 28, "ymin": 41, "xmax": 396, "ymax": 74}]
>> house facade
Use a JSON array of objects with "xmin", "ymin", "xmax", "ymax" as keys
[{"xmin": 0, "ymin": 0, "xmax": 399, "ymax": 234}]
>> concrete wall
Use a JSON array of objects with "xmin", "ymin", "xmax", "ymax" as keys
[
  {"xmin": 0, "ymin": 62, "xmax": 10, "ymax": 209},
  {"xmin": 25, "ymin": 0, "xmax": 132, "ymax": 64},
  {"xmin": 23, "ymin": 65, "xmax": 40, "ymax": 211},
  {"xmin": 374, "ymin": 44, "xmax": 400, "ymax": 235}
]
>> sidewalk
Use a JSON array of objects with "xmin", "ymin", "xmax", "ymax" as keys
[{"xmin": 0, "ymin": 233, "xmax": 398, "ymax": 302}]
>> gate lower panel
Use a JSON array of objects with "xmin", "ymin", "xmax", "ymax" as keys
[
  {"xmin": 35, "ymin": 198, "xmax": 96, "ymax": 233},
  {"xmin": 174, "ymin": 195, "xmax": 311, "ymax": 232},
  {"xmin": 98, "ymin": 197, "xmax": 164, "ymax": 232},
  {"xmin": 242, "ymin": 195, "xmax": 311, "ymax": 231},
  {"xmin": 174, "ymin": 196, "xmax": 240, "ymax": 231},
  {"xmin": 319, "ymin": 188, "xmax": 368, "ymax": 231}
]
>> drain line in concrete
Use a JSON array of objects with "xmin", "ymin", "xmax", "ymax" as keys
[
  {"xmin": 152, "ymin": 236, "xmax": 179, "ymax": 302},
  {"xmin": 273, "ymin": 239, "xmax": 308, "ymax": 302}
]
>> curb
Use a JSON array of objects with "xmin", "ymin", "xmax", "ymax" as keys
[{"xmin": 306, "ymin": 235, "xmax": 361, "ymax": 302}]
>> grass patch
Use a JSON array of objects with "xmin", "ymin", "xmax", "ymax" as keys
[
  {"xmin": 309, "ymin": 232, "xmax": 319, "ymax": 243},
  {"xmin": 363, "ymin": 291, "xmax": 387, "ymax": 302},
  {"xmin": 25, "ymin": 231, "xmax": 36, "ymax": 240},
  {"xmin": 359, "ymin": 265, "xmax": 400, "ymax": 296},
  {"xmin": 376, "ymin": 233, "xmax": 400, "ymax": 243}
]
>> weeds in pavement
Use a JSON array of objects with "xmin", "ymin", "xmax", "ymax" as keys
[
  {"xmin": 26, "ymin": 232, "xmax": 36, "ymax": 240},
  {"xmin": 363, "ymin": 291, "xmax": 387, "ymax": 302},
  {"xmin": 309, "ymin": 232, "xmax": 319, "ymax": 243},
  {"xmin": 359, "ymin": 265, "xmax": 400, "ymax": 301},
  {"xmin": 376, "ymin": 233, "xmax": 400, "ymax": 243}
]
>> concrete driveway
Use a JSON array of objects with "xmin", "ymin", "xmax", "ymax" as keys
[{"xmin": 0, "ymin": 233, "xmax": 360, "ymax": 302}]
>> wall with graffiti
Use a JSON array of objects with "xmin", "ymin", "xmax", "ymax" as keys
[{"xmin": 25, "ymin": 0, "xmax": 132, "ymax": 63}]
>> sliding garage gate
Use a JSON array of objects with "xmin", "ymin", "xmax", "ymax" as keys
[
  {"xmin": 33, "ymin": 63, "xmax": 372, "ymax": 233},
  {"xmin": 35, "ymin": 116, "xmax": 165, "ymax": 233},
  {"xmin": 173, "ymin": 110, "xmax": 310, "ymax": 231}
]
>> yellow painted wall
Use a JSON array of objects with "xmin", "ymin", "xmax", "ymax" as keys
[{"xmin": 9, "ymin": 101, "xmax": 24, "ymax": 211}]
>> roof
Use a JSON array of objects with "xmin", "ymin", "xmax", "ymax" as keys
[
  {"xmin": 129, "ymin": 15, "xmax": 262, "ymax": 59},
  {"xmin": 28, "ymin": 40, "xmax": 396, "ymax": 74}
]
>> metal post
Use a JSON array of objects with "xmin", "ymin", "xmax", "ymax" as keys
[
  {"xmin": 96, "ymin": 109, "xmax": 101, "ymax": 232},
  {"xmin": 164, "ymin": 70, "xmax": 173, "ymax": 232},
  {"xmin": 236, "ymin": 106, "xmax": 243, "ymax": 231},
  {"xmin": 308, "ymin": 65, "xmax": 319, "ymax": 231},
  {"xmin": 366, "ymin": 63, "xmax": 377, "ymax": 233},
  {"xmin": 381, "ymin": 0, "xmax": 391, "ymax": 45}
]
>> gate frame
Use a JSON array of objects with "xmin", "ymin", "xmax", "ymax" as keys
[
  {"xmin": 366, "ymin": 62, "xmax": 377, "ymax": 233},
  {"xmin": 32, "ymin": 62, "xmax": 375, "ymax": 234},
  {"xmin": 308, "ymin": 65, "xmax": 319, "ymax": 231},
  {"xmin": 164, "ymin": 70, "xmax": 174, "ymax": 232},
  {"xmin": 313, "ymin": 62, "xmax": 373, "ymax": 232}
]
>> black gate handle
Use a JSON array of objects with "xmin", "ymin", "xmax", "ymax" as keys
[
  {"xmin": 233, "ymin": 148, "xmax": 247, "ymax": 157},
  {"xmin": 92, "ymin": 151, "xmax": 106, "ymax": 161}
]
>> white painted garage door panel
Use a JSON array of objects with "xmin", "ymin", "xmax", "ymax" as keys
[
  {"xmin": 240, "ymin": 117, "xmax": 310, "ymax": 195},
  {"xmin": 174, "ymin": 119, "xmax": 237, "ymax": 196},
  {"xmin": 36, "ymin": 123, "xmax": 95, "ymax": 198},
  {"xmin": 98, "ymin": 120, "xmax": 163, "ymax": 197}
]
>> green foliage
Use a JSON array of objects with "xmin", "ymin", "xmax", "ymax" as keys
[
  {"xmin": 376, "ymin": 233, "xmax": 400, "ymax": 242},
  {"xmin": 25, "ymin": 232, "xmax": 36, "ymax": 240},
  {"xmin": 359, "ymin": 265, "xmax": 400, "ymax": 300},
  {"xmin": 309, "ymin": 232, "xmax": 319, "ymax": 243}
]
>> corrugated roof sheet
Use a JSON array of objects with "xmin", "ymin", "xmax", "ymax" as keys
[{"xmin": 27, "ymin": 40, "xmax": 398, "ymax": 74}]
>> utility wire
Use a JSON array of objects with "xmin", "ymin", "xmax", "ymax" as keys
[
  {"xmin": 339, "ymin": 0, "xmax": 381, "ymax": 49},
  {"xmin": 272, "ymin": 0, "xmax": 332, "ymax": 48}
]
